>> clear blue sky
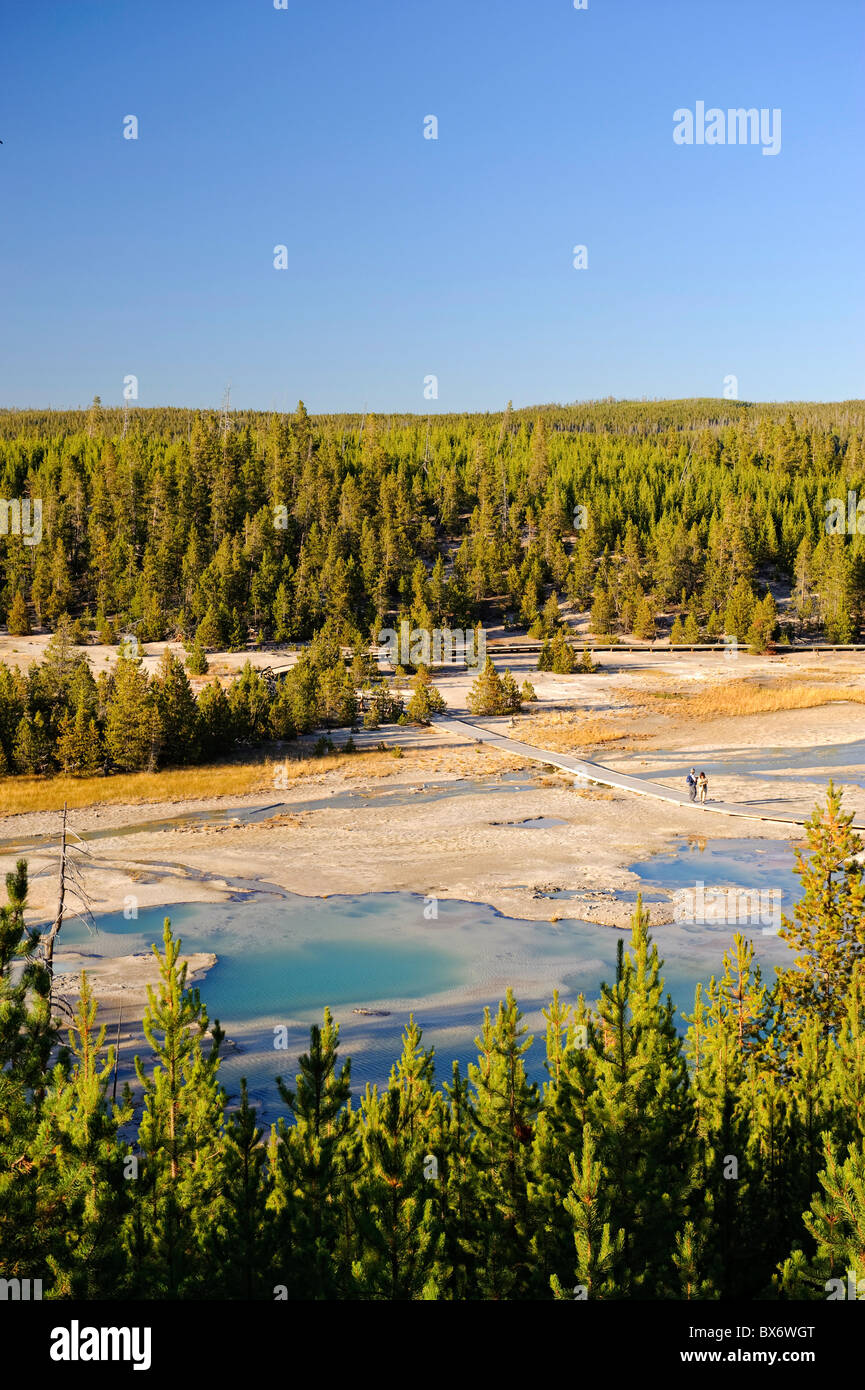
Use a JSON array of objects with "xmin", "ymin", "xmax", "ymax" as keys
[{"xmin": 2, "ymin": 0, "xmax": 862, "ymax": 412}]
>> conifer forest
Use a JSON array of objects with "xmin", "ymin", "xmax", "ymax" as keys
[
  {"xmin": 3, "ymin": 0, "xmax": 865, "ymax": 1352},
  {"xmin": 1, "ymin": 401, "xmax": 865, "ymax": 1310}
]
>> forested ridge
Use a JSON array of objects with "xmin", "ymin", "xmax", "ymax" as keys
[
  {"xmin": 1, "ymin": 786, "xmax": 863, "ymax": 1301},
  {"xmin": 1, "ymin": 398, "xmax": 864, "ymax": 653}
]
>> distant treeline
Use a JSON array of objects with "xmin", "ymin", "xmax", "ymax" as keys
[
  {"xmin": 1, "ymin": 398, "xmax": 864, "ymax": 650},
  {"xmin": 1, "ymin": 787, "xmax": 863, "ymax": 1299}
]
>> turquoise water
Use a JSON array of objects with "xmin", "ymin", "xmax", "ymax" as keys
[
  {"xmin": 54, "ymin": 838, "xmax": 803, "ymax": 1124},
  {"xmin": 629, "ymin": 836, "xmax": 803, "ymax": 899},
  {"xmin": 58, "ymin": 895, "xmax": 465, "ymax": 1020}
]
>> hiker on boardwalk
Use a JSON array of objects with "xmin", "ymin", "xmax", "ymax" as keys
[
  {"xmin": 686, "ymin": 768, "xmax": 697, "ymax": 802},
  {"xmin": 698, "ymin": 771, "xmax": 708, "ymax": 805}
]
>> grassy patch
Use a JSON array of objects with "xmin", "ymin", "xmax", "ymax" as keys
[
  {"xmin": 0, "ymin": 749, "xmax": 406, "ymax": 817},
  {"xmin": 675, "ymin": 681, "xmax": 865, "ymax": 720},
  {"xmin": 511, "ymin": 713, "xmax": 642, "ymax": 754}
]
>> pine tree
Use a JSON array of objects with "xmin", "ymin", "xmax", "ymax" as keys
[
  {"xmin": 124, "ymin": 919, "xmax": 225, "ymax": 1297},
  {"xmin": 0, "ymin": 861, "xmax": 58, "ymax": 1282},
  {"xmin": 467, "ymin": 656, "xmax": 506, "ymax": 715},
  {"xmin": 672, "ymin": 1220, "xmax": 718, "ymax": 1299},
  {"xmin": 801, "ymin": 1135, "xmax": 865, "ymax": 1289},
  {"xmin": 777, "ymin": 785, "xmax": 865, "ymax": 1038},
  {"xmin": 685, "ymin": 935, "xmax": 776, "ymax": 1297},
  {"xmin": 633, "ymin": 594, "xmax": 657, "ymax": 640},
  {"xmin": 407, "ymin": 672, "xmax": 446, "ymax": 723},
  {"xmin": 319, "ymin": 661, "xmax": 358, "ymax": 727},
  {"xmin": 196, "ymin": 603, "xmax": 225, "ymax": 651},
  {"xmin": 590, "ymin": 586, "xmax": 615, "ymax": 636},
  {"xmin": 39, "ymin": 614, "xmax": 83, "ymax": 703},
  {"xmin": 268, "ymin": 677, "xmax": 298, "ymax": 741},
  {"xmin": 683, "ymin": 609, "xmax": 701, "ymax": 642},
  {"xmin": 794, "ymin": 535, "xmax": 815, "ymax": 627},
  {"xmin": 549, "ymin": 1124, "xmax": 625, "ymax": 1299},
  {"xmin": 6, "ymin": 591, "xmax": 30, "ymax": 636},
  {"xmin": 500, "ymin": 668, "xmax": 522, "ymax": 712},
  {"xmin": 204, "ymin": 1079, "xmax": 272, "ymax": 1298},
  {"xmin": 578, "ymin": 645, "xmax": 599, "ymax": 672},
  {"xmin": 56, "ymin": 703, "xmax": 104, "ymax": 776},
  {"xmin": 725, "ymin": 578, "xmax": 756, "ymax": 642},
  {"xmin": 185, "ymin": 636, "xmax": 209, "ymax": 675},
  {"xmin": 228, "ymin": 661, "xmax": 272, "ymax": 743},
  {"xmin": 747, "ymin": 592, "xmax": 777, "ymax": 653},
  {"xmin": 467, "ymin": 989, "xmax": 539, "ymax": 1298},
  {"xmin": 542, "ymin": 591, "xmax": 561, "ymax": 635},
  {"xmin": 526, "ymin": 992, "xmax": 589, "ymax": 1289},
  {"xmin": 105, "ymin": 655, "xmax": 159, "ymax": 773},
  {"xmin": 228, "ymin": 607, "xmax": 247, "ymax": 652},
  {"xmin": 549, "ymin": 630, "xmax": 576, "ymax": 673},
  {"xmin": 13, "ymin": 710, "xmax": 53, "ymax": 775},
  {"xmin": 587, "ymin": 900, "xmax": 695, "ymax": 1295},
  {"xmin": 272, "ymin": 580, "xmax": 294, "ymax": 643},
  {"xmin": 38, "ymin": 974, "xmax": 133, "ymax": 1297},
  {"xmin": 152, "ymin": 649, "xmax": 201, "ymax": 765},
  {"xmin": 351, "ymin": 1019, "xmax": 446, "ymax": 1299},
  {"xmin": 268, "ymin": 1010, "xmax": 354, "ymax": 1299},
  {"xmin": 197, "ymin": 678, "xmax": 234, "ymax": 757}
]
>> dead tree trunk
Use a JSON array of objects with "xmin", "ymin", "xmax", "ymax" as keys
[{"xmin": 42, "ymin": 801, "xmax": 68, "ymax": 993}]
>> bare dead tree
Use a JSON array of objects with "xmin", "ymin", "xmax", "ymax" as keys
[
  {"xmin": 41, "ymin": 802, "xmax": 96, "ymax": 1017},
  {"xmin": 41, "ymin": 802, "xmax": 68, "ymax": 984}
]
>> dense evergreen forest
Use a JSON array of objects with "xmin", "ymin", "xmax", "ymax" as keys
[
  {"xmin": 1, "ymin": 398, "xmax": 864, "ymax": 658},
  {"xmin": 1, "ymin": 786, "xmax": 863, "ymax": 1301}
]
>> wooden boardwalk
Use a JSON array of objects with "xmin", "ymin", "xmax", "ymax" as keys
[{"xmin": 434, "ymin": 716, "xmax": 865, "ymax": 831}]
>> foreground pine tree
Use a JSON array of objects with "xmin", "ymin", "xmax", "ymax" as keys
[
  {"xmin": 0, "ymin": 861, "xmax": 60, "ymax": 1282},
  {"xmin": 206, "ymin": 1079, "xmax": 272, "ymax": 1298},
  {"xmin": 268, "ymin": 1009, "xmax": 354, "ymax": 1298},
  {"xmin": 776, "ymin": 1135, "xmax": 865, "ymax": 1300},
  {"xmin": 777, "ymin": 783, "xmax": 865, "ymax": 1038},
  {"xmin": 39, "ymin": 975, "xmax": 133, "ymax": 1297},
  {"xmin": 684, "ymin": 935, "xmax": 774, "ymax": 1298},
  {"xmin": 549, "ymin": 1124, "xmax": 624, "ymax": 1299},
  {"xmin": 467, "ymin": 989, "xmax": 539, "ymax": 1298},
  {"xmin": 351, "ymin": 1023, "xmax": 446, "ymax": 1299},
  {"xmin": 803, "ymin": 1137, "xmax": 865, "ymax": 1282},
  {"xmin": 123, "ymin": 919, "xmax": 225, "ymax": 1297},
  {"xmin": 587, "ymin": 901, "xmax": 695, "ymax": 1296}
]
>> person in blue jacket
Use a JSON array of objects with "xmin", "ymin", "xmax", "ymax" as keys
[{"xmin": 686, "ymin": 767, "xmax": 697, "ymax": 801}]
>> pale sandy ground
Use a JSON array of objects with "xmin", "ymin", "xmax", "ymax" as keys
[
  {"xmin": 56, "ymin": 949, "xmax": 217, "ymax": 1005},
  {"xmin": 1, "ymin": 644, "xmax": 863, "ymax": 1040},
  {"xmin": 0, "ymin": 633, "xmax": 284, "ymax": 686},
  {"xmin": 52, "ymin": 951, "xmax": 220, "ymax": 1084}
]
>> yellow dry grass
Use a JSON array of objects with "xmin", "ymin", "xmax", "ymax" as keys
[
  {"xmin": 674, "ymin": 681, "xmax": 865, "ymax": 721},
  {"xmin": 0, "ymin": 750, "xmax": 409, "ymax": 817},
  {"xmin": 0, "ymin": 737, "xmax": 532, "ymax": 819},
  {"xmin": 511, "ymin": 713, "xmax": 639, "ymax": 754}
]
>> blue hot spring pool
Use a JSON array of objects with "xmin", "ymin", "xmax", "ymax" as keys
[{"xmin": 52, "ymin": 836, "xmax": 805, "ymax": 1126}]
